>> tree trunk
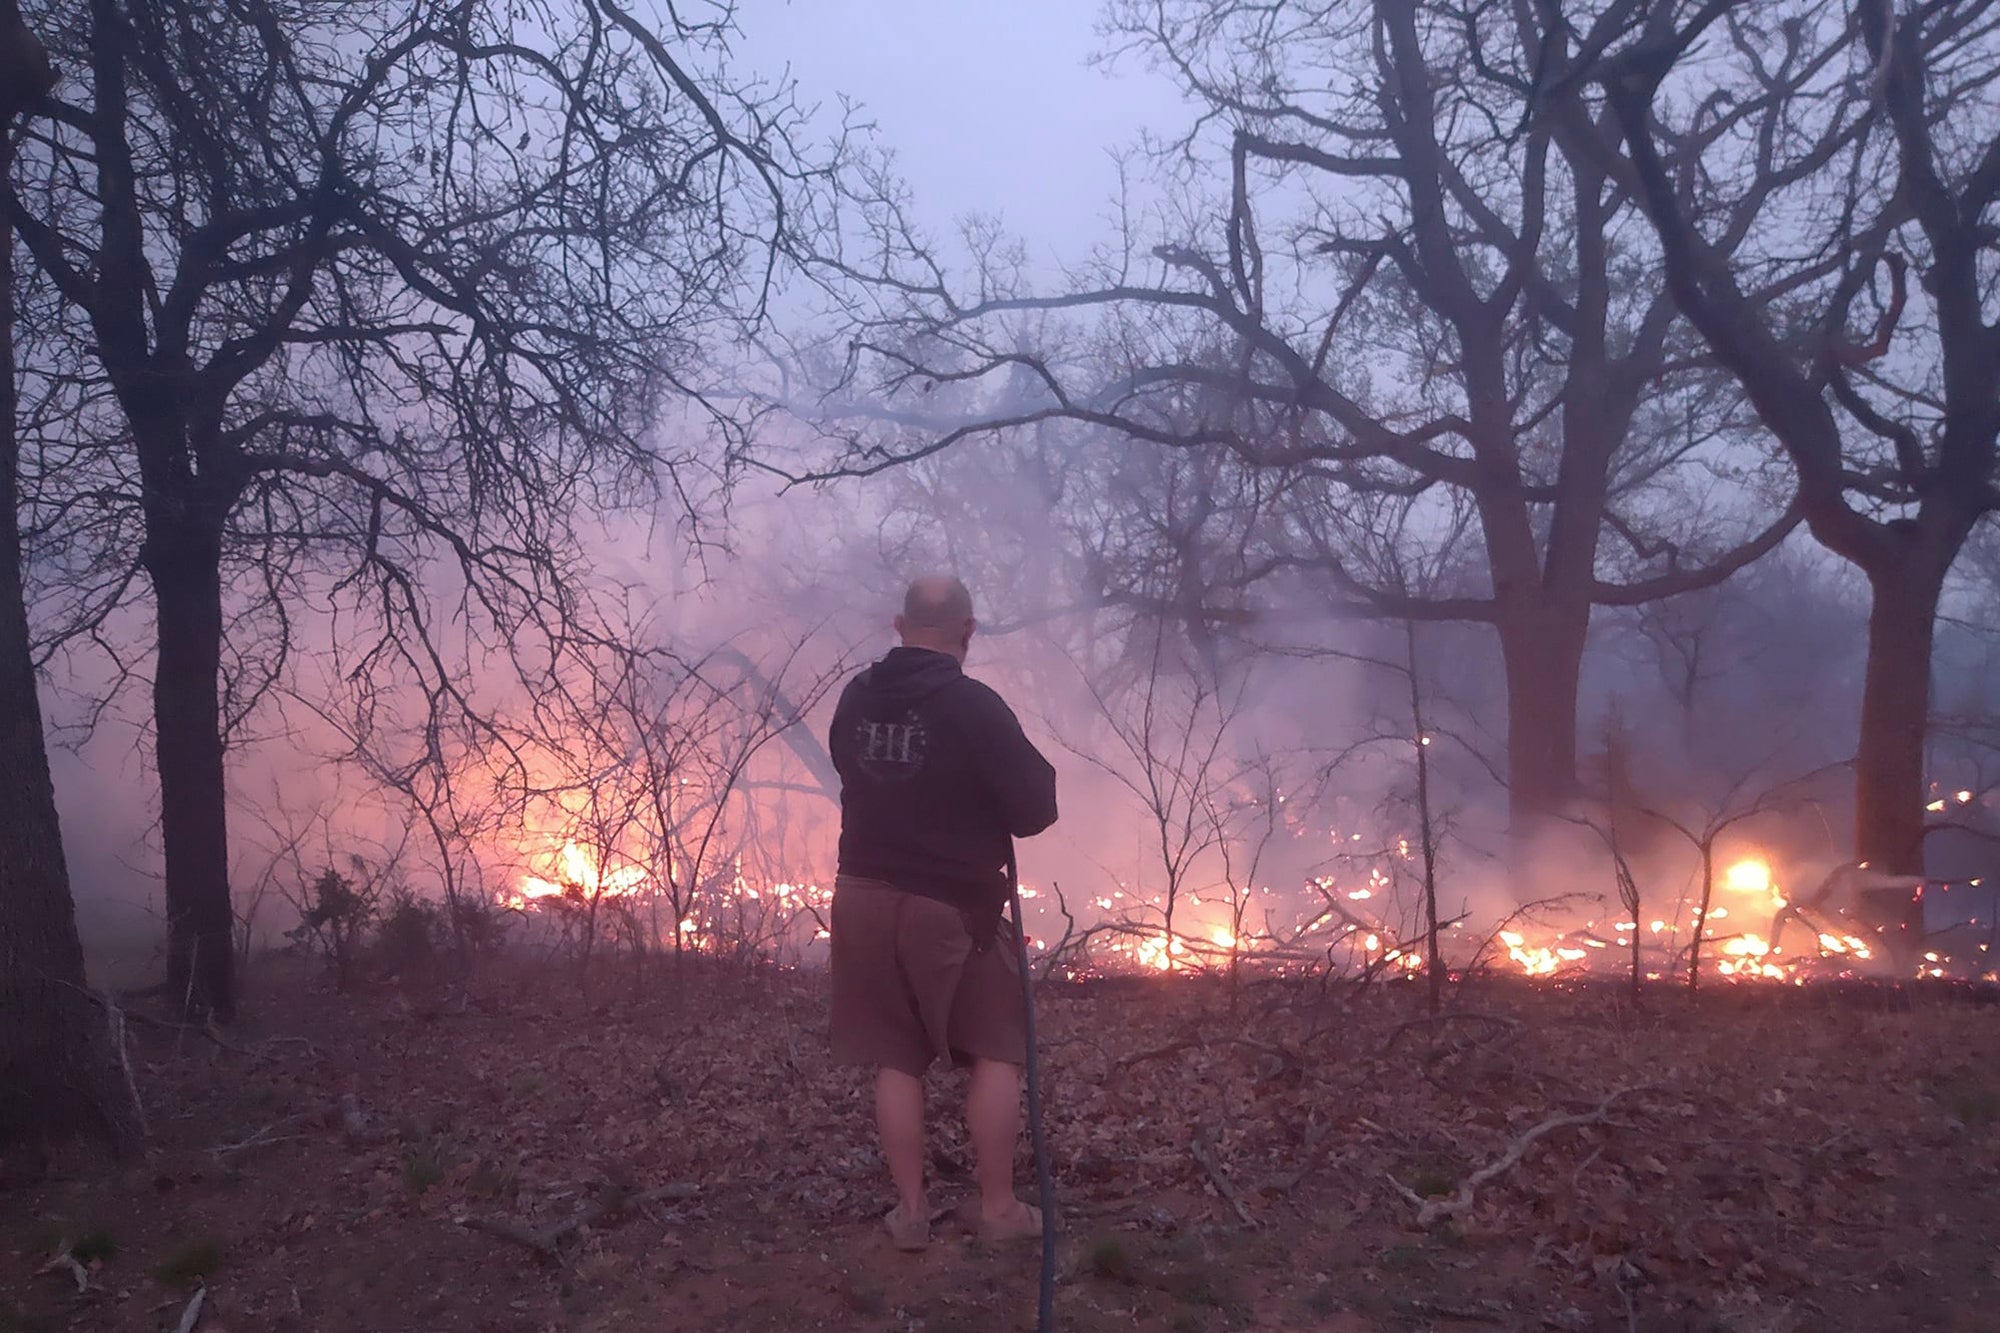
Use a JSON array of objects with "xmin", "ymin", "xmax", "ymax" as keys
[
  {"xmin": 1496, "ymin": 602, "xmax": 1590, "ymax": 829},
  {"xmin": 0, "ymin": 49, "xmax": 142, "ymax": 1148},
  {"xmin": 1854, "ymin": 558, "xmax": 1942, "ymax": 878},
  {"xmin": 146, "ymin": 516, "xmax": 236, "ymax": 1022}
]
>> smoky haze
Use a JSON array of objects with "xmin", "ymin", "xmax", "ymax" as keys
[{"xmin": 35, "ymin": 2, "xmax": 2000, "ymax": 987}]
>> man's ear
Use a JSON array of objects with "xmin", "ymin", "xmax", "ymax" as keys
[
  {"xmin": 962, "ymin": 617, "xmax": 977, "ymax": 647},
  {"xmin": 893, "ymin": 614, "xmax": 906, "ymax": 639}
]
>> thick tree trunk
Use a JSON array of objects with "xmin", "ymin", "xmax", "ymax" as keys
[
  {"xmin": 146, "ymin": 517, "xmax": 235, "ymax": 1022},
  {"xmin": 1496, "ymin": 603, "xmax": 1590, "ymax": 829},
  {"xmin": 1853, "ymin": 560, "xmax": 1941, "ymax": 879},
  {"xmin": 0, "ymin": 70, "xmax": 141, "ymax": 1149},
  {"xmin": 0, "ymin": 524, "xmax": 139, "ymax": 1150}
]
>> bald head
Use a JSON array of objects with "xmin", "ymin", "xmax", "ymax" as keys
[{"xmin": 895, "ymin": 575, "xmax": 977, "ymax": 660}]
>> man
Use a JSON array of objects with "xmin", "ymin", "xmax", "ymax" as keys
[{"xmin": 828, "ymin": 575, "xmax": 1058, "ymax": 1251}]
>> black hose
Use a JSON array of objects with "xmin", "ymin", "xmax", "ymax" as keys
[{"xmin": 1006, "ymin": 849, "xmax": 1056, "ymax": 1332}]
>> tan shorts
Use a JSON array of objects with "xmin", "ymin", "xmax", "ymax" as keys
[{"xmin": 829, "ymin": 876, "xmax": 1027, "ymax": 1077}]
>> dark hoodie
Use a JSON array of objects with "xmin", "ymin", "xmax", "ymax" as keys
[{"xmin": 830, "ymin": 646, "xmax": 1058, "ymax": 922}]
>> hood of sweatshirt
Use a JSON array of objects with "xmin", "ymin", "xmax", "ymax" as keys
[{"xmin": 849, "ymin": 645, "xmax": 964, "ymax": 711}]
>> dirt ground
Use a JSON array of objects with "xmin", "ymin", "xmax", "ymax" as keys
[{"xmin": 5, "ymin": 954, "xmax": 2000, "ymax": 1333}]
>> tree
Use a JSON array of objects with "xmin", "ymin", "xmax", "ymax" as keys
[
  {"xmin": 9, "ymin": 0, "xmax": 843, "ymax": 1019},
  {"xmin": 786, "ymin": 0, "xmax": 1795, "ymax": 838},
  {"xmin": 1594, "ymin": 0, "xmax": 2000, "ymax": 877},
  {"xmin": 1055, "ymin": 615, "xmax": 1249, "ymax": 970},
  {"xmin": 0, "ymin": 0, "xmax": 141, "ymax": 1153}
]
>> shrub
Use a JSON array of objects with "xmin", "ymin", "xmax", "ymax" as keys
[
  {"xmin": 375, "ymin": 891, "xmax": 440, "ymax": 975},
  {"xmin": 285, "ymin": 869, "xmax": 378, "ymax": 990}
]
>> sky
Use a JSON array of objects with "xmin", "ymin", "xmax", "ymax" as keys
[{"xmin": 735, "ymin": 0, "xmax": 1191, "ymax": 258}]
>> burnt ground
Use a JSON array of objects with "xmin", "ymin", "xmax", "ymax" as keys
[{"xmin": 5, "ymin": 956, "xmax": 2000, "ymax": 1333}]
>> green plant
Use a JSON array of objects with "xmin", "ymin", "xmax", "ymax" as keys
[
  {"xmin": 1088, "ymin": 1235, "xmax": 1135, "ymax": 1282},
  {"xmin": 402, "ymin": 1144, "xmax": 446, "ymax": 1195},
  {"xmin": 69, "ymin": 1228, "xmax": 117, "ymax": 1263},
  {"xmin": 154, "ymin": 1239, "xmax": 222, "ymax": 1288}
]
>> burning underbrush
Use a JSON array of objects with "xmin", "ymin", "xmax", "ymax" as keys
[{"xmin": 480, "ymin": 834, "xmax": 1997, "ymax": 992}]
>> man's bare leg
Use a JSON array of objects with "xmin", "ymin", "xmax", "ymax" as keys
[
  {"xmin": 966, "ymin": 1058, "xmax": 1033, "ymax": 1226},
  {"xmin": 875, "ymin": 1067, "xmax": 927, "ymax": 1216}
]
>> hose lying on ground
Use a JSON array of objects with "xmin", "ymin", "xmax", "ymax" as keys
[{"xmin": 1006, "ymin": 848, "xmax": 1056, "ymax": 1332}]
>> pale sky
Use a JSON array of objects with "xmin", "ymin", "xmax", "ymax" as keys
[{"xmin": 736, "ymin": 1, "xmax": 1191, "ymax": 256}]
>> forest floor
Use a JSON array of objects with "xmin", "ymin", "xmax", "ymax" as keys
[{"xmin": 5, "ymin": 953, "xmax": 2000, "ymax": 1333}]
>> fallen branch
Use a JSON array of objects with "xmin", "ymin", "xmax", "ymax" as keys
[
  {"xmin": 87, "ymin": 997, "xmax": 260, "ymax": 1060},
  {"xmin": 36, "ymin": 1249, "xmax": 89, "ymax": 1293},
  {"xmin": 1189, "ymin": 1135, "xmax": 1257, "ymax": 1228},
  {"xmin": 1380, "ymin": 1011, "xmax": 1521, "ymax": 1055},
  {"xmin": 211, "ymin": 1122, "xmax": 305, "ymax": 1157},
  {"xmin": 169, "ymin": 1286, "xmax": 205, "ymax": 1333},
  {"xmin": 1393, "ymin": 1086, "xmax": 1652, "ymax": 1228},
  {"xmin": 1115, "ymin": 1033, "xmax": 1301, "ymax": 1077},
  {"xmin": 258, "ymin": 1035, "xmax": 324, "ymax": 1059},
  {"xmin": 103, "ymin": 992, "xmax": 149, "ymax": 1139},
  {"xmin": 1113, "ymin": 1038, "xmax": 1201, "ymax": 1072},
  {"xmin": 1394, "ymin": 1297, "xmax": 1509, "ymax": 1324},
  {"xmin": 460, "ymin": 1181, "xmax": 701, "ymax": 1262}
]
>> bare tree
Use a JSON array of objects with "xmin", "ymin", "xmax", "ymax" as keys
[
  {"xmin": 1594, "ymin": 0, "xmax": 2000, "ymax": 879},
  {"xmin": 469, "ymin": 612, "xmax": 846, "ymax": 972},
  {"xmin": 0, "ymin": 0, "xmax": 141, "ymax": 1153},
  {"xmin": 782, "ymin": 0, "xmax": 1797, "ymax": 839},
  {"xmin": 8, "ymin": 0, "xmax": 849, "ymax": 1019},
  {"xmin": 1055, "ymin": 616, "xmax": 1249, "ymax": 970}
]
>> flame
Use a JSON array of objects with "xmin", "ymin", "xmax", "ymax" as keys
[
  {"xmin": 509, "ymin": 840, "xmax": 649, "ymax": 907},
  {"xmin": 1715, "ymin": 933, "xmax": 1787, "ymax": 981},
  {"xmin": 1723, "ymin": 859, "xmax": 1772, "ymax": 895},
  {"xmin": 1499, "ymin": 930, "xmax": 1587, "ymax": 976}
]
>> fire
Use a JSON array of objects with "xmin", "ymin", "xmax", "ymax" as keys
[
  {"xmin": 1723, "ymin": 859, "xmax": 1771, "ymax": 895},
  {"xmin": 510, "ymin": 840, "xmax": 647, "ymax": 907},
  {"xmin": 1715, "ymin": 933, "xmax": 1787, "ymax": 981},
  {"xmin": 1499, "ymin": 930, "xmax": 1587, "ymax": 976},
  {"xmin": 1816, "ymin": 931, "xmax": 1874, "ymax": 960}
]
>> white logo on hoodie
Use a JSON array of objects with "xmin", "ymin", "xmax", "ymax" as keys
[{"xmin": 856, "ymin": 713, "xmax": 927, "ymax": 780}]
